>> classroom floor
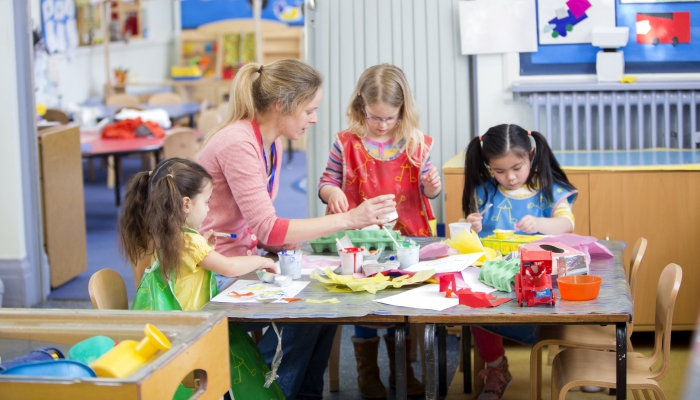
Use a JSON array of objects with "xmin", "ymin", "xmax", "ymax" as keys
[{"xmin": 36, "ymin": 151, "xmax": 693, "ymax": 399}]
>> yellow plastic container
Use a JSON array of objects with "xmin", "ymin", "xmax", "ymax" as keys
[
  {"xmin": 90, "ymin": 323, "xmax": 171, "ymax": 378},
  {"xmin": 171, "ymin": 65, "xmax": 202, "ymax": 78},
  {"xmin": 481, "ymin": 234, "xmax": 544, "ymax": 255}
]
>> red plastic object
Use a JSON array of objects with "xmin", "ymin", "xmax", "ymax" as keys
[
  {"xmin": 516, "ymin": 249, "xmax": 555, "ymax": 307},
  {"xmin": 636, "ymin": 12, "xmax": 690, "ymax": 46},
  {"xmin": 557, "ymin": 275, "xmax": 602, "ymax": 301},
  {"xmin": 455, "ymin": 288, "xmax": 511, "ymax": 308}
]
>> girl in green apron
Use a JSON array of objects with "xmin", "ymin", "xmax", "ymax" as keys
[{"xmin": 119, "ymin": 157, "xmax": 284, "ymax": 399}]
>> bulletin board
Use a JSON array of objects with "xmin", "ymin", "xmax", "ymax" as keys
[
  {"xmin": 181, "ymin": 0, "xmax": 304, "ymax": 30},
  {"xmin": 520, "ymin": 0, "xmax": 700, "ymax": 75}
]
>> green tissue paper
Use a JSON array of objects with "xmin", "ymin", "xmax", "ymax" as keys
[{"xmin": 478, "ymin": 258, "xmax": 521, "ymax": 292}]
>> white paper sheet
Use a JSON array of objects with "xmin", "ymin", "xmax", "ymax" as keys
[
  {"xmin": 461, "ymin": 267, "xmax": 498, "ymax": 294},
  {"xmin": 374, "ymin": 284, "xmax": 459, "ymax": 311},
  {"xmin": 459, "ymin": 0, "xmax": 538, "ymax": 55},
  {"xmin": 211, "ymin": 279, "xmax": 309, "ymax": 304},
  {"xmin": 405, "ymin": 253, "xmax": 484, "ymax": 273}
]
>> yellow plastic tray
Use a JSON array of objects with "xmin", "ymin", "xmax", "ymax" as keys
[{"xmin": 481, "ymin": 234, "xmax": 544, "ymax": 255}]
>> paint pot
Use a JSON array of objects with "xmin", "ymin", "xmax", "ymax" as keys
[
  {"xmin": 379, "ymin": 210, "xmax": 399, "ymax": 230},
  {"xmin": 339, "ymin": 247, "xmax": 364, "ymax": 275},
  {"xmin": 362, "ymin": 264, "xmax": 386, "ymax": 276},
  {"xmin": 396, "ymin": 243, "xmax": 420, "ymax": 269},
  {"xmin": 448, "ymin": 221, "xmax": 472, "ymax": 238},
  {"xmin": 278, "ymin": 250, "xmax": 302, "ymax": 279}
]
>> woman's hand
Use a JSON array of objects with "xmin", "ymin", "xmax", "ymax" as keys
[
  {"xmin": 327, "ymin": 187, "xmax": 349, "ymax": 214},
  {"xmin": 346, "ymin": 194, "xmax": 396, "ymax": 229},
  {"xmin": 515, "ymin": 215, "xmax": 539, "ymax": 233},
  {"xmin": 421, "ymin": 166, "xmax": 442, "ymax": 198},
  {"xmin": 466, "ymin": 213, "xmax": 483, "ymax": 233}
]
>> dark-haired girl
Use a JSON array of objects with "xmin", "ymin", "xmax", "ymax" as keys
[{"xmin": 461, "ymin": 124, "xmax": 577, "ymax": 400}]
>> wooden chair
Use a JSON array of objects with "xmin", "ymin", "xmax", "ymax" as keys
[
  {"xmin": 88, "ymin": 268, "xmax": 129, "ymax": 310},
  {"xmin": 148, "ymin": 92, "xmax": 184, "ymax": 106},
  {"xmin": 529, "ymin": 237, "xmax": 648, "ymax": 400},
  {"xmin": 105, "ymin": 93, "xmax": 139, "ymax": 106},
  {"xmin": 197, "ymin": 108, "xmax": 224, "ymax": 138},
  {"xmin": 551, "ymin": 263, "xmax": 682, "ymax": 400},
  {"xmin": 162, "ymin": 127, "xmax": 200, "ymax": 161},
  {"xmin": 43, "ymin": 108, "xmax": 70, "ymax": 124}
]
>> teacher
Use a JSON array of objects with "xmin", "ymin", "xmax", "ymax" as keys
[{"xmin": 198, "ymin": 59, "xmax": 396, "ymax": 399}]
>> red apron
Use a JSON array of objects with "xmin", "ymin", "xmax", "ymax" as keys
[{"xmin": 337, "ymin": 132, "xmax": 435, "ymax": 237}]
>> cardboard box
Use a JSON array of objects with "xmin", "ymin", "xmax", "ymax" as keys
[{"xmin": 519, "ymin": 241, "xmax": 589, "ymax": 276}]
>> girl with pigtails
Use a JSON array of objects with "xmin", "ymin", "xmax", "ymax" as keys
[{"xmin": 461, "ymin": 124, "xmax": 577, "ymax": 400}]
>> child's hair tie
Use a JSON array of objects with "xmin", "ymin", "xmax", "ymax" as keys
[
  {"xmin": 479, "ymin": 134, "xmax": 484, "ymax": 149},
  {"xmin": 527, "ymin": 130, "xmax": 537, "ymax": 149}
]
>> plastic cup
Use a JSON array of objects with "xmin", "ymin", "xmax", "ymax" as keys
[
  {"xmin": 449, "ymin": 222, "xmax": 472, "ymax": 238},
  {"xmin": 396, "ymin": 243, "xmax": 420, "ymax": 269},
  {"xmin": 339, "ymin": 247, "xmax": 364, "ymax": 275},
  {"xmin": 278, "ymin": 250, "xmax": 302, "ymax": 279}
]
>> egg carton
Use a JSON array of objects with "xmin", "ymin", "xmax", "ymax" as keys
[{"xmin": 309, "ymin": 230, "xmax": 403, "ymax": 253}]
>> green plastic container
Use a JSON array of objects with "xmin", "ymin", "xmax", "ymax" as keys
[
  {"xmin": 67, "ymin": 335, "xmax": 115, "ymax": 365},
  {"xmin": 309, "ymin": 230, "xmax": 403, "ymax": 253}
]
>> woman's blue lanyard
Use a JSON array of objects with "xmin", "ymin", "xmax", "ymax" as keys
[{"xmin": 262, "ymin": 141, "xmax": 276, "ymax": 197}]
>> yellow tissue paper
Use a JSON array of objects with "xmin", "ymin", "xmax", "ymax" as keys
[
  {"xmin": 310, "ymin": 267, "xmax": 436, "ymax": 294},
  {"xmin": 443, "ymin": 230, "xmax": 500, "ymax": 266},
  {"xmin": 306, "ymin": 298, "xmax": 340, "ymax": 304}
]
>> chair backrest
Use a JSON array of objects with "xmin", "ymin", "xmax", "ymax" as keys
[
  {"xmin": 197, "ymin": 108, "xmax": 224, "ymax": 138},
  {"xmin": 162, "ymin": 127, "xmax": 200, "ymax": 161},
  {"xmin": 628, "ymin": 237, "xmax": 647, "ymax": 303},
  {"xmin": 88, "ymin": 268, "xmax": 129, "ymax": 310},
  {"xmin": 148, "ymin": 92, "xmax": 184, "ymax": 106},
  {"xmin": 646, "ymin": 263, "xmax": 682, "ymax": 380},
  {"xmin": 106, "ymin": 93, "xmax": 139, "ymax": 106},
  {"xmin": 216, "ymin": 102, "xmax": 229, "ymax": 118},
  {"xmin": 43, "ymin": 108, "xmax": 70, "ymax": 124}
]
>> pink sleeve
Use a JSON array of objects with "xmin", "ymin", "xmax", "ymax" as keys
[{"xmin": 215, "ymin": 138, "xmax": 289, "ymax": 246}]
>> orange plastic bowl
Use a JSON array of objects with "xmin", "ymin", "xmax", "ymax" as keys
[{"xmin": 557, "ymin": 275, "xmax": 602, "ymax": 301}]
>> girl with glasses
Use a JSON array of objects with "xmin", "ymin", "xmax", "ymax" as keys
[{"xmin": 318, "ymin": 64, "xmax": 441, "ymax": 399}]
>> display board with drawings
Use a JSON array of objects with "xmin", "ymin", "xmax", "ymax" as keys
[{"xmin": 521, "ymin": 0, "xmax": 700, "ymax": 75}]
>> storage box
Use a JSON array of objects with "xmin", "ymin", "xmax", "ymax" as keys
[
  {"xmin": 0, "ymin": 309, "xmax": 229, "ymax": 400},
  {"xmin": 481, "ymin": 234, "xmax": 544, "ymax": 255},
  {"xmin": 519, "ymin": 241, "xmax": 589, "ymax": 276},
  {"xmin": 310, "ymin": 230, "xmax": 403, "ymax": 253}
]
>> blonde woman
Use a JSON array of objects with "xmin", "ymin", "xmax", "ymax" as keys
[
  {"xmin": 198, "ymin": 59, "xmax": 397, "ymax": 400},
  {"xmin": 318, "ymin": 64, "xmax": 440, "ymax": 398}
]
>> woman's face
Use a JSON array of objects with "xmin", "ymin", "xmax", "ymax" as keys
[{"xmin": 279, "ymin": 88, "xmax": 322, "ymax": 140}]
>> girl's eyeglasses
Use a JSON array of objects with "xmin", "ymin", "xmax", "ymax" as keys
[{"xmin": 364, "ymin": 112, "xmax": 401, "ymax": 124}]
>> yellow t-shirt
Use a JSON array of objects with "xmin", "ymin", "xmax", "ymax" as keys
[{"xmin": 173, "ymin": 230, "xmax": 214, "ymax": 311}]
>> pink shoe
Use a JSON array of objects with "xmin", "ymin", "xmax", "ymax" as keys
[{"xmin": 476, "ymin": 356, "xmax": 513, "ymax": 400}]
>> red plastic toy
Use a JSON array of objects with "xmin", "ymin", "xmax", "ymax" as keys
[{"xmin": 515, "ymin": 249, "xmax": 555, "ymax": 307}]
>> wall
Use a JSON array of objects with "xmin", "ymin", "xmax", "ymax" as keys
[
  {"xmin": 305, "ymin": 0, "xmax": 471, "ymax": 222},
  {"xmin": 31, "ymin": 0, "xmax": 177, "ymax": 105}
]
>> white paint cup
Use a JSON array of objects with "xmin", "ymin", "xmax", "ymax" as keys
[
  {"xmin": 339, "ymin": 247, "xmax": 364, "ymax": 275},
  {"xmin": 449, "ymin": 222, "xmax": 472, "ymax": 238},
  {"xmin": 278, "ymin": 250, "xmax": 302, "ymax": 279},
  {"xmin": 396, "ymin": 244, "xmax": 420, "ymax": 269}
]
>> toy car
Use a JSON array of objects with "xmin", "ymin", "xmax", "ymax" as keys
[
  {"xmin": 636, "ymin": 12, "xmax": 690, "ymax": 46},
  {"xmin": 515, "ymin": 249, "xmax": 555, "ymax": 307}
]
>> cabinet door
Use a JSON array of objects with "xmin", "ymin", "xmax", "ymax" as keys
[
  {"xmin": 589, "ymin": 172, "xmax": 700, "ymax": 330},
  {"xmin": 566, "ymin": 172, "xmax": 590, "ymax": 236}
]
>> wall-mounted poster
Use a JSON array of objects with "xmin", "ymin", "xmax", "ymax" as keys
[{"xmin": 538, "ymin": 0, "xmax": 616, "ymax": 45}]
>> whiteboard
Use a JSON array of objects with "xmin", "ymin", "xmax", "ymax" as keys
[{"xmin": 459, "ymin": 0, "xmax": 538, "ymax": 55}]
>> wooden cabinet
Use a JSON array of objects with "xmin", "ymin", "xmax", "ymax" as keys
[
  {"xmin": 38, "ymin": 126, "xmax": 88, "ymax": 288},
  {"xmin": 443, "ymin": 152, "xmax": 700, "ymax": 331}
]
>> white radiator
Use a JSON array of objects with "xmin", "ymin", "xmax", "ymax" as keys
[{"xmin": 513, "ymin": 82, "xmax": 700, "ymax": 151}]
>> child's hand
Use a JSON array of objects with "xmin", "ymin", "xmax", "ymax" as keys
[
  {"xmin": 258, "ymin": 257, "xmax": 277, "ymax": 274},
  {"xmin": 515, "ymin": 215, "xmax": 539, "ymax": 233},
  {"xmin": 327, "ymin": 188, "xmax": 349, "ymax": 214},
  {"xmin": 421, "ymin": 166, "xmax": 442, "ymax": 197},
  {"xmin": 466, "ymin": 213, "xmax": 483, "ymax": 233},
  {"xmin": 203, "ymin": 229, "xmax": 216, "ymax": 246}
]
